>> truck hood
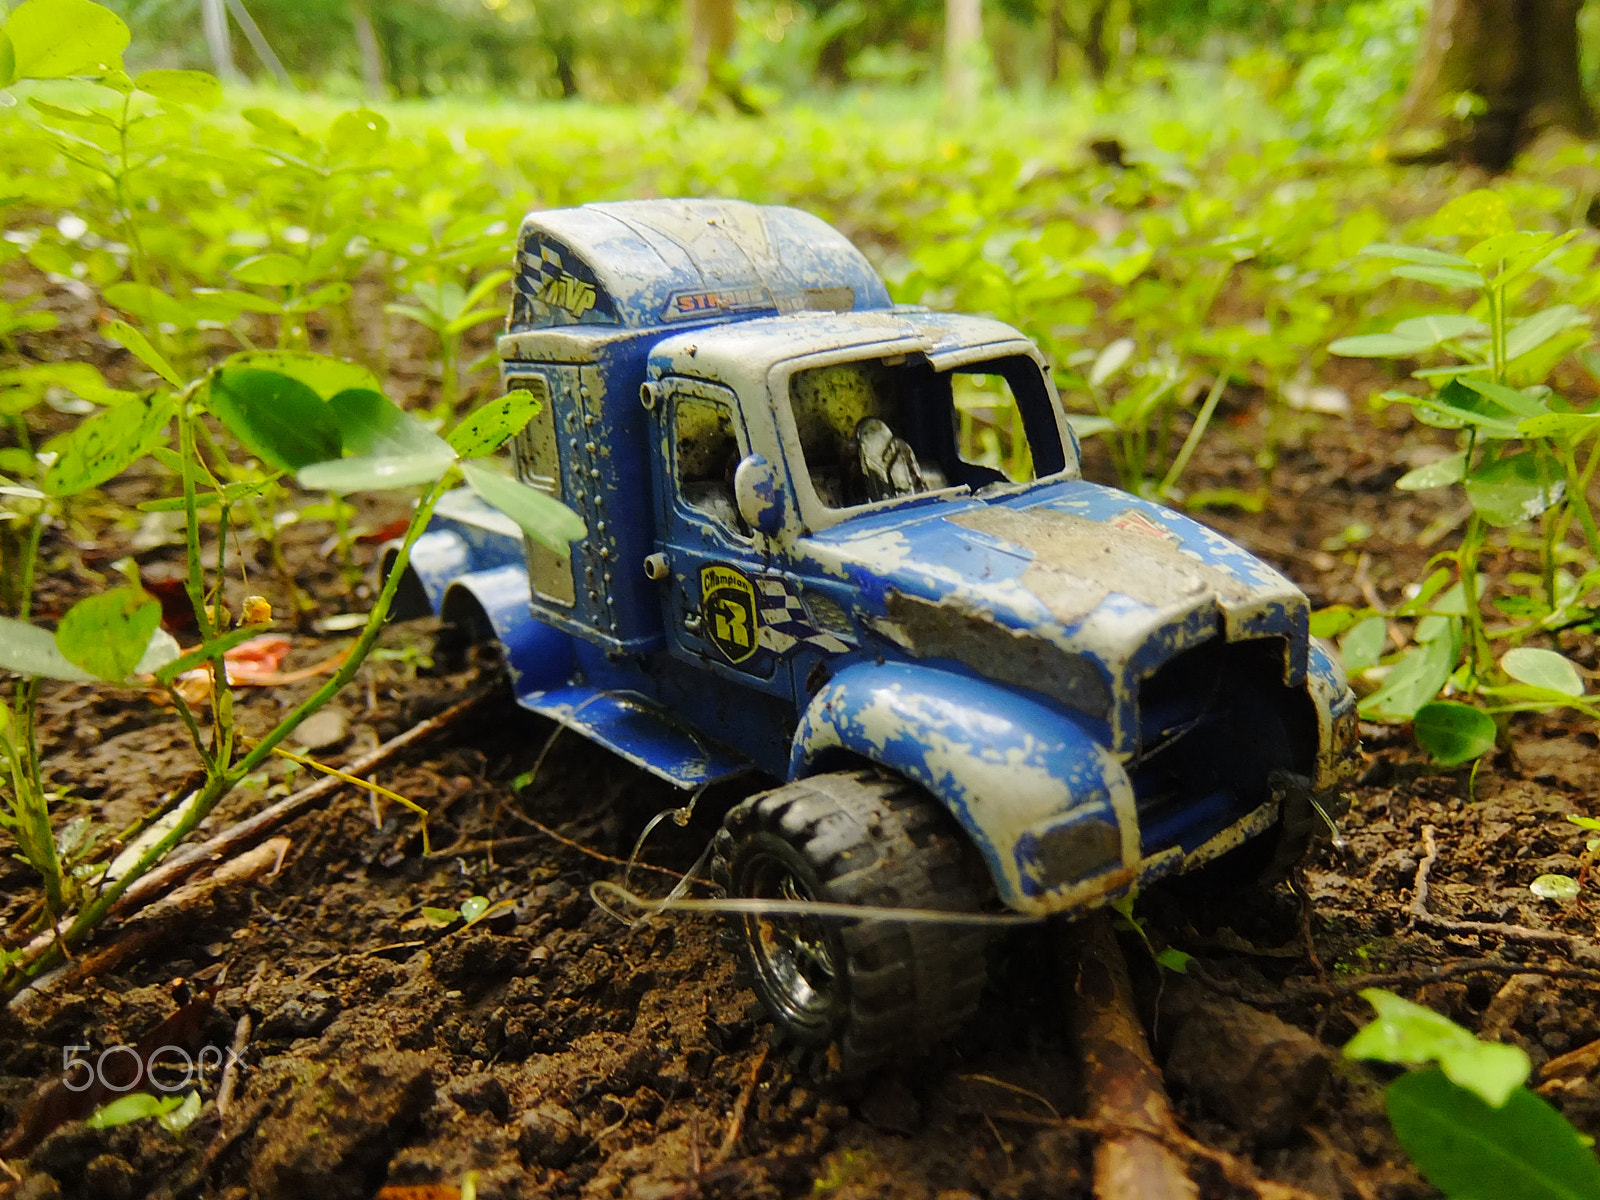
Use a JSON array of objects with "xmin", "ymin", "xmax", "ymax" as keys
[{"xmin": 798, "ymin": 480, "xmax": 1310, "ymax": 753}]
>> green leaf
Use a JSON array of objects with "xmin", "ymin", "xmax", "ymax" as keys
[
  {"xmin": 1415, "ymin": 380, "xmax": 1525, "ymax": 439},
  {"xmin": 217, "ymin": 351, "xmax": 381, "ymax": 401},
  {"xmin": 86, "ymin": 1092, "xmax": 183, "ymax": 1130},
  {"xmin": 1386, "ymin": 1069, "xmax": 1600, "ymax": 1200},
  {"xmin": 1360, "ymin": 632, "xmax": 1458, "ymax": 721},
  {"xmin": 449, "ymin": 389, "xmax": 543, "ymax": 459},
  {"xmin": 103, "ymin": 282, "xmax": 198, "ymax": 330},
  {"xmin": 1339, "ymin": 615, "xmax": 1388, "ymax": 674},
  {"xmin": 1501, "ymin": 647, "xmax": 1584, "ymax": 697},
  {"xmin": 1457, "ymin": 378, "xmax": 1551, "ymax": 419},
  {"xmin": 1530, "ymin": 874, "xmax": 1582, "ymax": 902},
  {"xmin": 328, "ymin": 107, "xmax": 389, "ymax": 156},
  {"xmin": 1505, "ymin": 306, "xmax": 1586, "ymax": 363},
  {"xmin": 207, "ymin": 367, "xmax": 341, "ymax": 471},
  {"xmin": 56, "ymin": 586, "xmax": 161, "ymax": 682},
  {"xmin": 1517, "ymin": 412, "xmax": 1600, "ymax": 442},
  {"xmin": 1392, "ymin": 314, "xmax": 1489, "ymax": 346},
  {"xmin": 460, "ymin": 895, "xmax": 490, "ymax": 923},
  {"xmin": 1413, "ymin": 701, "xmax": 1497, "ymax": 767},
  {"xmin": 101, "ymin": 319, "xmax": 183, "ymax": 388},
  {"xmin": 27, "ymin": 96, "xmax": 116, "ymax": 126},
  {"xmin": 231, "ymin": 253, "xmax": 304, "ymax": 287},
  {"xmin": 325, "ymin": 389, "xmax": 448, "ymax": 458},
  {"xmin": 41, "ymin": 392, "xmax": 174, "ymax": 496},
  {"xmin": 1310, "ymin": 605, "xmax": 1358, "ymax": 639},
  {"xmin": 1466, "ymin": 231, "xmax": 1552, "ymax": 267},
  {"xmin": 1427, "ymin": 190, "xmax": 1514, "ymax": 239},
  {"xmin": 1465, "ymin": 452, "xmax": 1563, "ymax": 527},
  {"xmin": 1328, "ymin": 332, "xmax": 1434, "ymax": 359},
  {"xmin": 1360, "ymin": 243, "xmax": 1476, "ymax": 269},
  {"xmin": 1155, "ymin": 948, "xmax": 1192, "ymax": 973},
  {"xmin": 297, "ymin": 452, "xmax": 456, "ymax": 494},
  {"xmin": 134, "ymin": 68, "xmax": 221, "ymax": 108},
  {"xmin": 1397, "ymin": 452, "xmax": 1467, "ymax": 491},
  {"xmin": 1346, "ymin": 990, "xmax": 1530, "ymax": 1107},
  {"xmin": 0, "ymin": 617, "xmax": 94, "ymax": 680},
  {"xmin": 156, "ymin": 1090, "xmax": 202, "ymax": 1132},
  {"xmin": 1391, "ymin": 264, "xmax": 1486, "ymax": 290},
  {"xmin": 4, "ymin": 0, "xmax": 129, "ymax": 80},
  {"xmin": 297, "ymin": 387, "xmax": 457, "ymax": 493},
  {"xmin": 420, "ymin": 906, "xmax": 459, "ymax": 927},
  {"xmin": 0, "ymin": 30, "xmax": 15, "ymax": 88},
  {"xmin": 460, "ymin": 461, "xmax": 586, "ymax": 553}
]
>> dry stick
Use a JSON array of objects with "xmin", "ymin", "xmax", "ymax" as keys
[
  {"xmin": 215, "ymin": 1012, "xmax": 252, "ymax": 1120},
  {"xmin": 1064, "ymin": 913, "xmax": 1198, "ymax": 1200},
  {"xmin": 712, "ymin": 1044, "xmax": 770, "ymax": 1167},
  {"xmin": 15, "ymin": 839, "xmax": 291, "ymax": 1001},
  {"xmin": 1408, "ymin": 824, "xmax": 1594, "ymax": 952},
  {"xmin": 8, "ymin": 692, "xmax": 489, "ymax": 984},
  {"xmin": 113, "ymin": 691, "xmax": 491, "ymax": 914}
]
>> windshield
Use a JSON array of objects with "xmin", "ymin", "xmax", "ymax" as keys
[{"xmin": 781, "ymin": 352, "xmax": 1068, "ymax": 520}]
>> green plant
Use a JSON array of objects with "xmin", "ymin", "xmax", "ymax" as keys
[
  {"xmin": 1326, "ymin": 190, "xmax": 1600, "ymax": 758},
  {"xmin": 1344, "ymin": 988, "xmax": 1600, "ymax": 1200},
  {"xmin": 0, "ymin": 0, "xmax": 584, "ymax": 996}
]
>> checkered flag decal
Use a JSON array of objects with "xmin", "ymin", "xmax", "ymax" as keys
[
  {"xmin": 754, "ymin": 578, "xmax": 851, "ymax": 656},
  {"xmin": 516, "ymin": 244, "xmax": 565, "ymax": 304}
]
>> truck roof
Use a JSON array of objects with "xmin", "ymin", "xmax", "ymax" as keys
[
  {"xmin": 646, "ymin": 308, "xmax": 1042, "ymax": 381},
  {"xmin": 510, "ymin": 199, "xmax": 893, "ymax": 332}
]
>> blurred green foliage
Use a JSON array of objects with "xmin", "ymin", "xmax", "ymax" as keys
[{"xmin": 82, "ymin": 0, "xmax": 1425, "ymax": 101}]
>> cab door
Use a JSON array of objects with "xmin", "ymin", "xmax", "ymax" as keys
[{"xmin": 650, "ymin": 378, "xmax": 798, "ymax": 771}]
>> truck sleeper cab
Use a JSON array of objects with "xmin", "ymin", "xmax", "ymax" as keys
[{"xmin": 397, "ymin": 198, "xmax": 1359, "ymax": 1077}]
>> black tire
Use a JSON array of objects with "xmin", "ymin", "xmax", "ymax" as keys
[{"xmin": 709, "ymin": 769, "xmax": 992, "ymax": 1079}]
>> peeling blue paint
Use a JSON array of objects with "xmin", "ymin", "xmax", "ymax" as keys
[{"xmin": 394, "ymin": 198, "xmax": 1358, "ymax": 919}]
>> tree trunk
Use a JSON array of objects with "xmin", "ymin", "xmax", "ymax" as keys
[
  {"xmin": 1398, "ymin": 0, "xmax": 1595, "ymax": 170},
  {"xmin": 675, "ymin": 0, "xmax": 755, "ymax": 112},
  {"xmin": 944, "ymin": 0, "xmax": 983, "ymax": 107},
  {"xmin": 1045, "ymin": 0, "xmax": 1063, "ymax": 85},
  {"xmin": 349, "ymin": 0, "xmax": 386, "ymax": 100},
  {"xmin": 1084, "ymin": 0, "xmax": 1113, "ymax": 83},
  {"xmin": 200, "ymin": 0, "xmax": 239, "ymax": 83}
]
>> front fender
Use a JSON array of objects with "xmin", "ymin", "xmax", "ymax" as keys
[{"xmin": 790, "ymin": 661, "xmax": 1138, "ymax": 915}]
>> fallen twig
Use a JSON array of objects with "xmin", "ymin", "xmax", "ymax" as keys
[
  {"xmin": 115, "ymin": 690, "xmax": 490, "ymax": 914},
  {"xmin": 1064, "ymin": 913, "xmax": 1198, "ymax": 1200},
  {"xmin": 216, "ymin": 1011, "xmax": 252, "ymax": 1120},
  {"xmin": 712, "ymin": 1045, "xmax": 770, "ymax": 1166},
  {"xmin": 1408, "ymin": 825, "xmax": 1594, "ymax": 952},
  {"xmin": 7, "ymin": 692, "xmax": 489, "ymax": 999}
]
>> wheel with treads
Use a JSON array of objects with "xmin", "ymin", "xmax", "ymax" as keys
[{"xmin": 709, "ymin": 769, "xmax": 992, "ymax": 1079}]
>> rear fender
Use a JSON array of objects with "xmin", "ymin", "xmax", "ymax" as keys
[
  {"xmin": 790, "ymin": 661, "xmax": 1138, "ymax": 914},
  {"xmin": 440, "ymin": 565, "xmax": 574, "ymax": 694}
]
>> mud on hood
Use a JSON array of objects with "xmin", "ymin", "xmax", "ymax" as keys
[{"xmin": 804, "ymin": 482, "xmax": 1310, "ymax": 753}]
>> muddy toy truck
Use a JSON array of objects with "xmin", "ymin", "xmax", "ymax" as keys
[{"xmin": 392, "ymin": 198, "xmax": 1358, "ymax": 1076}]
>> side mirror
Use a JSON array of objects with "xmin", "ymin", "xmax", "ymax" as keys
[{"xmin": 733, "ymin": 454, "xmax": 786, "ymax": 537}]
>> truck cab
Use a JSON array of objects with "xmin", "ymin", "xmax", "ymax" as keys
[{"xmin": 399, "ymin": 198, "xmax": 1358, "ymax": 1076}]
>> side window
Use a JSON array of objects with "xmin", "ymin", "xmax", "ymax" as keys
[
  {"xmin": 507, "ymin": 376, "xmax": 575, "ymax": 607},
  {"xmin": 673, "ymin": 394, "xmax": 747, "ymax": 535}
]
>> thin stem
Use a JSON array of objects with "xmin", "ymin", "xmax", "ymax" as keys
[
  {"xmin": 6, "ymin": 474, "xmax": 458, "ymax": 990},
  {"xmin": 1160, "ymin": 362, "xmax": 1232, "ymax": 499}
]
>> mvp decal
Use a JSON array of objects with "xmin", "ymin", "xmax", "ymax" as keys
[{"xmin": 701, "ymin": 564, "xmax": 759, "ymax": 665}]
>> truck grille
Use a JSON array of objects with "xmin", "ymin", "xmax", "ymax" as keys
[{"xmin": 1127, "ymin": 637, "xmax": 1316, "ymax": 859}]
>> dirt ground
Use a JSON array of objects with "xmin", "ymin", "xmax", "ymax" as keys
[{"xmin": 5, "ymin": 308, "xmax": 1600, "ymax": 1200}]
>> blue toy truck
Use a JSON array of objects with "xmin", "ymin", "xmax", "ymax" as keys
[{"xmin": 392, "ymin": 198, "xmax": 1358, "ymax": 1076}]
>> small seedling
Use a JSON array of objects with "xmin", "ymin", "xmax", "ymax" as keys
[{"xmin": 1345, "ymin": 988, "xmax": 1600, "ymax": 1200}]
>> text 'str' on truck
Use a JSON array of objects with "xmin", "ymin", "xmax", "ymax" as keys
[{"xmin": 389, "ymin": 198, "xmax": 1358, "ymax": 1078}]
